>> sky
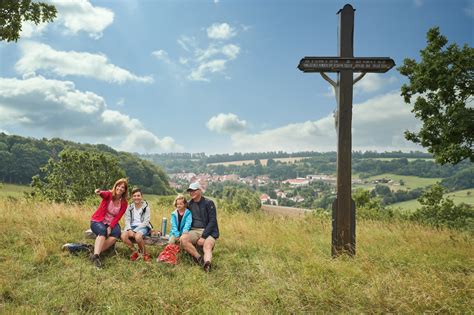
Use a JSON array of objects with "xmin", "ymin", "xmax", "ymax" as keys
[{"xmin": 0, "ymin": 0, "xmax": 472, "ymax": 155}]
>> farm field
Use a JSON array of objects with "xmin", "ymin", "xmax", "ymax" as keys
[
  {"xmin": 389, "ymin": 188, "xmax": 474, "ymax": 212},
  {"xmin": 207, "ymin": 156, "xmax": 308, "ymax": 166},
  {"xmin": 0, "ymin": 183, "xmax": 32, "ymax": 198},
  {"xmin": 357, "ymin": 173, "xmax": 442, "ymax": 191},
  {"xmin": 368, "ymin": 158, "xmax": 434, "ymax": 162},
  {"xmin": 1, "ymin": 194, "xmax": 473, "ymax": 313}
]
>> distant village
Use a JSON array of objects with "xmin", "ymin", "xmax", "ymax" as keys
[{"xmin": 168, "ymin": 172, "xmax": 380, "ymax": 206}]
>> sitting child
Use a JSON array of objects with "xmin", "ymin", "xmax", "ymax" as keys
[
  {"xmin": 121, "ymin": 187, "xmax": 152, "ymax": 262},
  {"xmin": 168, "ymin": 194, "xmax": 192, "ymax": 244}
]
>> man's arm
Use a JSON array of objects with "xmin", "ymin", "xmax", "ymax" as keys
[{"xmin": 202, "ymin": 200, "xmax": 217, "ymax": 238}]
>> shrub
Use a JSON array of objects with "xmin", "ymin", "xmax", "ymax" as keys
[{"xmin": 411, "ymin": 184, "xmax": 474, "ymax": 231}]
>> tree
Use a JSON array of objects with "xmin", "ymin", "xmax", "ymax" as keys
[
  {"xmin": 398, "ymin": 27, "xmax": 474, "ymax": 164},
  {"xmin": 31, "ymin": 148, "xmax": 125, "ymax": 203},
  {"xmin": 0, "ymin": 0, "xmax": 57, "ymax": 42}
]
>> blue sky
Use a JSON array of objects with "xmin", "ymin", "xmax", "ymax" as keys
[{"xmin": 0, "ymin": 0, "xmax": 472, "ymax": 154}]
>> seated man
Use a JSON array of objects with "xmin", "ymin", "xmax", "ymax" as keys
[{"xmin": 180, "ymin": 182, "xmax": 219, "ymax": 272}]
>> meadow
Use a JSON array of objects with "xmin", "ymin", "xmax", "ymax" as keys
[
  {"xmin": 390, "ymin": 188, "xmax": 474, "ymax": 212},
  {"xmin": 0, "ymin": 187, "xmax": 472, "ymax": 313},
  {"xmin": 356, "ymin": 173, "xmax": 442, "ymax": 191}
]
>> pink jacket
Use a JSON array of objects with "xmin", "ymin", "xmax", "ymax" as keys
[{"xmin": 91, "ymin": 191, "xmax": 128, "ymax": 228}]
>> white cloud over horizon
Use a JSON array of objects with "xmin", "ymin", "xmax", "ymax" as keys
[
  {"xmin": 207, "ymin": 113, "xmax": 247, "ymax": 134},
  {"xmin": 208, "ymin": 91, "xmax": 423, "ymax": 153},
  {"xmin": 0, "ymin": 75, "xmax": 182, "ymax": 153},
  {"xmin": 16, "ymin": 42, "xmax": 153, "ymax": 84}
]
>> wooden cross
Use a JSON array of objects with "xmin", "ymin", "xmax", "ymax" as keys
[{"xmin": 297, "ymin": 4, "xmax": 395, "ymax": 257}]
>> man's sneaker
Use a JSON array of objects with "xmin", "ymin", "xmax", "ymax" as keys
[
  {"xmin": 90, "ymin": 254, "xmax": 102, "ymax": 269},
  {"xmin": 130, "ymin": 251, "xmax": 140, "ymax": 261},
  {"xmin": 203, "ymin": 261, "xmax": 211, "ymax": 273},
  {"xmin": 143, "ymin": 253, "xmax": 152, "ymax": 263},
  {"xmin": 193, "ymin": 255, "xmax": 204, "ymax": 266}
]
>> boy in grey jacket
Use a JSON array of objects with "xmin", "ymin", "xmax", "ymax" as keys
[{"xmin": 121, "ymin": 188, "xmax": 153, "ymax": 262}]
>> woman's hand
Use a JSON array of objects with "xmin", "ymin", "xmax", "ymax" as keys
[
  {"xmin": 106, "ymin": 226, "xmax": 111, "ymax": 236},
  {"xmin": 94, "ymin": 188, "xmax": 101, "ymax": 195}
]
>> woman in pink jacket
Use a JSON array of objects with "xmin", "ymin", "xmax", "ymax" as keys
[{"xmin": 90, "ymin": 178, "xmax": 129, "ymax": 268}]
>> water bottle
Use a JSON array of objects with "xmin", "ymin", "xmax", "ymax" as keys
[{"xmin": 161, "ymin": 217, "xmax": 167, "ymax": 236}]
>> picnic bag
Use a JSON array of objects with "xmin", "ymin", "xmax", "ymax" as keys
[{"xmin": 157, "ymin": 244, "xmax": 180, "ymax": 265}]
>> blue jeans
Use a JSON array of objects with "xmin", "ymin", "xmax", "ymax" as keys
[{"xmin": 91, "ymin": 221, "xmax": 121, "ymax": 238}]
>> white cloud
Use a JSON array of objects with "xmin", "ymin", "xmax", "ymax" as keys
[
  {"xmin": 177, "ymin": 36, "xmax": 198, "ymax": 52},
  {"xmin": 224, "ymin": 91, "xmax": 422, "ymax": 152},
  {"xmin": 157, "ymin": 23, "xmax": 240, "ymax": 81},
  {"xmin": 354, "ymin": 73, "xmax": 398, "ymax": 94},
  {"xmin": 0, "ymin": 75, "xmax": 181, "ymax": 153},
  {"xmin": 188, "ymin": 59, "xmax": 227, "ymax": 81},
  {"xmin": 152, "ymin": 50, "xmax": 171, "ymax": 63},
  {"xmin": 207, "ymin": 23, "xmax": 236, "ymax": 40},
  {"xmin": 16, "ymin": 42, "xmax": 153, "ymax": 84},
  {"xmin": 207, "ymin": 113, "xmax": 247, "ymax": 134},
  {"xmin": 20, "ymin": 21, "xmax": 49, "ymax": 38},
  {"xmin": 51, "ymin": 0, "xmax": 114, "ymax": 39}
]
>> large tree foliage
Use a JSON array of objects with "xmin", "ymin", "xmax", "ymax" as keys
[
  {"xmin": 0, "ymin": 0, "xmax": 57, "ymax": 42},
  {"xmin": 32, "ymin": 148, "xmax": 125, "ymax": 203},
  {"xmin": 398, "ymin": 27, "xmax": 474, "ymax": 165}
]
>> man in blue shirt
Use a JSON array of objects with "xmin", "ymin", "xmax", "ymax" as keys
[{"xmin": 180, "ymin": 182, "xmax": 219, "ymax": 272}]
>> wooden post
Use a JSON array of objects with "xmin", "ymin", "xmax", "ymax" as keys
[
  {"xmin": 297, "ymin": 4, "xmax": 394, "ymax": 257},
  {"xmin": 331, "ymin": 4, "xmax": 356, "ymax": 257}
]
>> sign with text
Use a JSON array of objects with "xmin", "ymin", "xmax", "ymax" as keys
[{"xmin": 298, "ymin": 57, "xmax": 395, "ymax": 73}]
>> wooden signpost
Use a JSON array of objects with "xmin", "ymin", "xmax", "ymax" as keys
[{"xmin": 298, "ymin": 4, "xmax": 395, "ymax": 257}]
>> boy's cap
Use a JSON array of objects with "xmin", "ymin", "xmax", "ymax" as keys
[{"xmin": 186, "ymin": 182, "xmax": 201, "ymax": 191}]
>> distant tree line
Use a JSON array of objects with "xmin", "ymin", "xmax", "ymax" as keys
[{"xmin": 0, "ymin": 133, "xmax": 174, "ymax": 195}]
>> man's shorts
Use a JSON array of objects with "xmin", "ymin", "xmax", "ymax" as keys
[
  {"xmin": 90, "ymin": 221, "xmax": 121, "ymax": 238},
  {"xmin": 188, "ymin": 228, "xmax": 216, "ymax": 247},
  {"xmin": 130, "ymin": 225, "xmax": 151, "ymax": 237}
]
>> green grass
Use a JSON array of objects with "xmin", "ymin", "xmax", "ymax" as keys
[
  {"xmin": 0, "ymin": 183, "xmax": 32, "ymax": 198},
  {"xmin": 1, "ymin": 196, "xmax": 473, "ymax": 313},
  {"xmin": 390, "ymin": 188, "xmax": 474, "ymax": 212},
  {"xmin": 358, "ymin": 173, "xmax": 441, "ymax": 191}
]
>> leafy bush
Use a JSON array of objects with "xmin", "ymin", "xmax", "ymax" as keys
[
  {"xmin": 353, "ymin": 189, "xmax": 397, "ymax": 220},
  {"xmin": 216, "ymin": 186, "xmax": 261, "ymax": 213},
  {"xmin": 411, "ymin": 184, "xmax": 474, "ymax": 231},
  {"xmin": 31, "ymin": 148, "xmax": 125, "ymax": 203}
]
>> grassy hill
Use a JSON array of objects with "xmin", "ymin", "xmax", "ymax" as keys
[
  {"xmin": 390, "ymin": 188, "xmax": 474, "ymax": 212},
  {"xmin": 0, "ymin": 194, "xmax": 472, "ymax": 312}
]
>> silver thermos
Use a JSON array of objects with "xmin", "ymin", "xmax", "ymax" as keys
[{"xmin": 161, "ymin": 217, "xmax": 167, "ymax": 236}]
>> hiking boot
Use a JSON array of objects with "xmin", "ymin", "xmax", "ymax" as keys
[
  {"xmin": 203, "ymin": 261, "xmax": 211, "ymax": 273},
  {"xmin": 143, "ymin": 253, "xmax": 152, "ymax": 263},
  {"xmin": 90, "ymin": 254, "xmax": 102, "ymax": 269},
  {"xmin": 130, "ymin": 251, "xmax": 140, "ymax": 261},
  {"xmin": 193, "ymin": 255, "xmax": 204, "ymax": 266}
]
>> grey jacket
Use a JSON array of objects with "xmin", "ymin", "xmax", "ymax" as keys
[{"xmin": 124, "ymin": 200, "xmax": 152, "ymax": 231}]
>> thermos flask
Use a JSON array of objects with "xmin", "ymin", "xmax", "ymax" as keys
[{"xmin": 161, "ymin": 217, "xmax": 167, "ymax": 236}]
